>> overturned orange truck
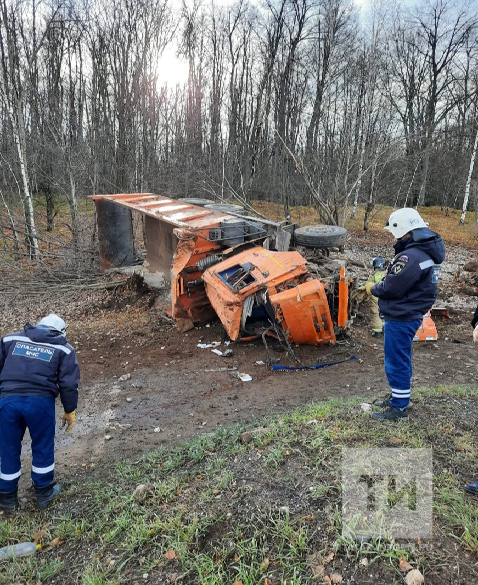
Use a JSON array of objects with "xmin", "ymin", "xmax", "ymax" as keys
[{"xmin": 93, "ymin": 193, "xmax": 351, "ymax": 344}]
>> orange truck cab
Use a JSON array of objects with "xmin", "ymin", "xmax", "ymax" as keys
[{"xmin": 202, "ymin": 247, "xmax": 338, "ymax": 344}]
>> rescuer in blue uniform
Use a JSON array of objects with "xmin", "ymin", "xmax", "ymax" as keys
[
  {"xmin": 0, "ymin": 314, "xmax": 79, "ymax": 510},
  {"xmin": 370, "ymin": 208, "xmax": 445, "ymax": 421}
]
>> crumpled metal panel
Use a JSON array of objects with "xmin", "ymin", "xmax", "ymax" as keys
[
  {"xmin": 270, "ymin": 280, "xmax": 336, "ymax": 344},
  {"xmin": 413, "ymin": 311, "xmax": 438, "ymax": 341},
  {"xmin": 202, "ymin": 246, "xmax": 335, "ymax": 343}
]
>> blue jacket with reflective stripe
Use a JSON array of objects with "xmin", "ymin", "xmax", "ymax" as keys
[
  {"xmin": 371, "ymin": 228, "xmax": 445, "ymax": 321},
  {"xmin": 0, "ymin": 324, "xmax": 80, "ymax": 413}
]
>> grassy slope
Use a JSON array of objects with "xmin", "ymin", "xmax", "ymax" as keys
[{"xmin": 1, "ymin": 386, "xmax": 478, "ymax": 584}]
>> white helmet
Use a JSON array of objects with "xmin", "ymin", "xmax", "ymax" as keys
[
  {"xmin": 38, "ymin": 314, "xmax": 67, "ymax": 336},
  {"xmin": 384, "ymin": 208, "xmax": 429, "ymax": 239}
]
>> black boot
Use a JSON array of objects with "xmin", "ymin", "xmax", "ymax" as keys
[
  {"xmin": 35, "ymin": 482, "xmax": 61, "ymax": 509},
  {"xmin": 371, "ymin": 406, "xmax": 409, "ymax": 421},
  {"xmin": 465, "ymin": 481, "xmax": 478, "ymax": 496},
  {"xmin": 0, "ymin": 490, "xmax": 19, "ymax": 511},
  {"xmin": 373, "ymin": 396, "xmax": 413, "ymax": 409},
  {"xmin": 373, "ymin": 395, "xmax": 392, "ymax": 408}
]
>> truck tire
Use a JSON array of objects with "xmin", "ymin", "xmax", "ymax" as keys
[{"xmin": 294, "ymin": 225, "xmax": 347, "ymax": 248}]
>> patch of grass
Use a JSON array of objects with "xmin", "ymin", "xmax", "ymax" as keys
[
  {"xmin": 434, "ymin": 485, "xmax": 478, "ymax": 552},
  {"xmin": 2, "ymin": 387, "xmax": 478, "ymax": 583},
  {"xmin": 0, "ymin": 555, "xmax": 64, "ymax": 585}
]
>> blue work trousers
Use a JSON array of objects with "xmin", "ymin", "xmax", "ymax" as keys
[
  {"xmin": 384, "ymin": 319, "xmax": 422, "ymax": 409},
  {"xmin": 0, "ymin": 396, "xmax": 56, "ymax": 492}
]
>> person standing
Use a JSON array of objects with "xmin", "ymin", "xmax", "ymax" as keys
[
  {"xmin": 0, "ymin": 314, "xmax": 80, "ymax": 511},
  {"xmin": 359, "ymin": 257, "xmax": 387, "ymax": 334},
  {"xmin": 370, "ymin": 208, "xmax": 445, "ymax": 421},
  {"xmin": 465, "ymin": 304, "xmax": 478, "ymax": 495}
]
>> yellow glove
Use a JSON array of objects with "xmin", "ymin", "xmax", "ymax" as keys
[
  {"xmin": 61, "ymin": 411, "xmax": 76, "ymax": 432},
  {"xmin": 359, "ymin": 282, "xmax": 374, "ymax": 295}
]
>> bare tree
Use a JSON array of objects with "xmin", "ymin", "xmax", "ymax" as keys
[
  {"xmin": 460, "ymin": 124, "xmax": 478, "ymax": 224},
  {"xmin": 305, "ymin": 0, "xmax": 352, "ymax": 158},
  {"xmin": 0, "ymin": 0, "xmax": 47, "ymax": 258},
  {"xmin": 245, "ymin": 0, "xmax": 287, "ymax": 203},
  {"xmin": 413, "ymin": 0, "xmax": 477, "ymax": 206},
  {"xmin": 273, "ymin": 0, "xmax": 310, "ymax": 220}
]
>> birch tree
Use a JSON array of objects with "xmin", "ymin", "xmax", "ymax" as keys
[
  {"xmin": 0, "ymin": 0, "xmax": 43, "ymax": 258},
  {"xmin": 460, "ymin": 125, "xmax": 478, "ymax": 224}
]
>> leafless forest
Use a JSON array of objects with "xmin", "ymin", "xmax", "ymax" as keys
[{"xmin": 1, "ymin": 0, "xmax": 478, "ymax": 261}]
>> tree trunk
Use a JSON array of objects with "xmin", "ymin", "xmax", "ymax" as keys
[
  {"xmin": 460, "ymin": 126, "xmax": 478, "ymax": 225},
  {"xmin": 0, "ymin": 0, "xmax": 40, "ymax": 258}
]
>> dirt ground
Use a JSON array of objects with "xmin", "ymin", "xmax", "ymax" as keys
[{"xmin": 2, "ymin": 232, "xmax": 476, "ymax": 494}]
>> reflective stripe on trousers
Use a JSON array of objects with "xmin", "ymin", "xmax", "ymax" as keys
[
  {"xmin": 0, "ymin": 396, "xmax": 56, "ymax": 491},
  {"xmin": 383, "ymin": 318, "xmax": 422, "ymax": 409}
]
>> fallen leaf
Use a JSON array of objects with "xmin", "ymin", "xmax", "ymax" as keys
[
  {"xmin": 405, "ymin": 569, "xmax": 425, "ymax": 585},
  {"xmin": 49, "ymin": 537, "xmax": 64, "ymax": 548},
  {"xmin": 330, "ymin": 573, "xmax": 343, "ymax": 584},
  {"xmin": 165, "ymin": 549, "xmax": 177, "ymax": 560},
  {"xmin": 34, "ymin": 523, "xmax": 50, "ymax": 544},
  {"xmin": 232, "ymin": 581, "xmax": 243, "ymax": 585},
  {"xmin": 323, "ymin": 552, "xmax": 334, "ymax": 565},
  {"xmin": 399, "ymin": 557, "xmax": 413, "ymax": 572},
  {"xmin": 312, "ymin": 564, "xmax": 325, "ymax": 577},
  {"xmin": 260, "ymin": 558, "xmax": 270, "ymax": 571}
]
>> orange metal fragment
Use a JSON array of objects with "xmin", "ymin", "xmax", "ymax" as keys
[
  {"xmin": 337, "ymin": 266, "xmax": 349, "ymax": 328},
  {"xmin": 414, "ymin": 311, "xmax": 438, "ymax": 341},
  {"xmin": 270, "ymin": 280, "xmax": 336, "ymax": 345}
]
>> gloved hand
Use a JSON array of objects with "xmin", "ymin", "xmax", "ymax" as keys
[
  {"xmin": 474, "ymin": 324, "xmax": 478, "ymax": 343},
  {"xmin": 358, "ymin": 282, "xmax": 374, "ymax": 295},
  {"xmin": 61, "ymin": 411, "xmax": 76, "ymax": 432}
]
